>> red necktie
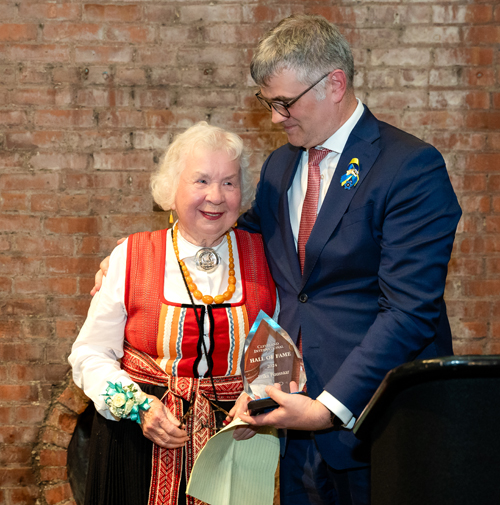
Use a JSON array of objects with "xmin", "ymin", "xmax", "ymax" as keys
[
  {"xmin": 296, "ymin": 148, "xmax": 330, "ymax": 362},
  {"xmin": 297, "ymin": 148, "xmax": 331, "ymax": 273}
]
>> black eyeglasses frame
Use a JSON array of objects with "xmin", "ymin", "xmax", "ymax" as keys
[{"xmin": 255, "ymin": 72, "xmax": 331, "ymax": 118}]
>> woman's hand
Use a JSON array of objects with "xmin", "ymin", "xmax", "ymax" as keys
[
  {"xmin": 226, "ymin": 392, "xmax": 260, "ymax": 441},
  {"xmin": 139, "ymin": 394, "xmax": 189, "ymax": 449}
]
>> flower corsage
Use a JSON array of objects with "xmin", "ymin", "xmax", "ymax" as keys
[{"xmin": 102, "ymin": 382, "xmax": 152, "ymax": 424}]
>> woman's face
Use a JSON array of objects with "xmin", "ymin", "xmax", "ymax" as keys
[{"xmin": 173, "ymin": 148, "xmax": 242, "ymax": 247}]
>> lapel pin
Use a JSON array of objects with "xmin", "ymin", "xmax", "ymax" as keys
[{"xmin": 340, "ymin": 158, "xmax": 360, "ymax": 190}]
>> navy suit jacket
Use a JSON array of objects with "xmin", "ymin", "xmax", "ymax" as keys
[{"xmin": 238, "ymin": 105, "xmax": 462, "ymax": 469}]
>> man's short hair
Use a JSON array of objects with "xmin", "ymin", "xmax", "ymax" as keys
[{"xmin": 251, "ymin": 14, "xmax": 354, "ymax": 94}]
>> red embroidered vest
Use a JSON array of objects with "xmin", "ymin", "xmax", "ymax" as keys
[{"xmin": 124, "ymin": 228, "xmax": 276, "ymax": 378}]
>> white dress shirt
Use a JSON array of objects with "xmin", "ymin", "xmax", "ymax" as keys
[{"xmin": 287, "ymin": 99, "xmax": 364, "ymax": 429}]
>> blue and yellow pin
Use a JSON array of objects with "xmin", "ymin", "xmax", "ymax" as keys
[{"xmin": 340, "ymin": 158, "xmax": 360, "ymax": 190}]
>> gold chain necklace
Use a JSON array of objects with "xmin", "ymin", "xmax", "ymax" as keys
[{"xmin": 172, "ymin": 224, "xmax": 236, "ymax": 305}]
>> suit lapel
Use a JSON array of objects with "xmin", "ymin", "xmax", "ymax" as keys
[
  {"xmin": 301, "ymin": 108, "xmax": 381, "ymax": 286},
  {"xmin": 278, "ymin": 149, "xmax": 303, "ymax": 289}
]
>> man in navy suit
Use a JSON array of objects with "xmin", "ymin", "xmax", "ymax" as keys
[
  {"xmin": 232, "ymin": 13, "xmax": 462, "ymax": 505},
  {"xmin": 93, "ymin": 13, "xmax": 461, "ymax": 505}
]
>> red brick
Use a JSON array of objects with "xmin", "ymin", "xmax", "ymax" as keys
[
  {"xmin": 30, "ymin": 152, "xmax": 89, "ymax": 171},
  {"xmin": 0, "ymin": 342, "xmax": 45, "ymax": 361},
  {"xmin": 75, "ymin": 44, "xmax": 133, "ymax": 63},
  {"xmin": 47, "ymin": 297, "xmax": 92, "ymax": 317},
  {"xmin": 430, "ymin": 91, "xmax": 489, "ymax": 110},
  {"xmin": 0, "ymin": 24, "xmax": 37, "ymax": 42},
  {"xmin": 9, "ymin": 44, "xmax": 70, "ymax": 62},
  {"xmin": 0, "ymin": 173, "xmax": 59, "ymax": 191},
  {"xmin": 0, "ymin": 467, "xmax": 36, "ymax": 486},
  {"xmin": 98, "ymin": 110, "xmax": 145, "ymax": 128},
  {"xmin": 133, "ymin": 89, "xmax": 171, "ymax": 109},
  {"xmin": 0, "ymin": 320, "xmax": 22, "ymax": 338},
  {"xmin": 446, "ymin": 300, "xmax": 490, "ymax": 320},
  {"xmin": 16, "ymin": 277, "xmax": 77, "ymax": 296},
  {"xmin": 465, "ymin": 112, "xmax": 500, "ymax": 130},
  {"xmin": 30, "ymin": 193, "xmax": 59, "ymax": 213},
  {"xmin": 93, "ymin": 151, "xmax": 155, "ymax": 171},
  {"xmin": 107, "ymin": 25, "xmax": 155, "ymax": 43},
  {"xmin": 46, "ymin": 407, "xmax": 77, "ymax": 434},
  {"xmin": 114, "ymin": 68, "xmax": 146, "ymax": 86},
  {"xmin": 463, "ymin": 280, "xmax": 500, "ymax": 297},
  {"xmin": 84, "ymin": 4, "xmax": 141, "ymax": 22},
  {"xmin": 17, "ymin": 236, "xmax": 74, "ymax": 256},
  {"xmin": 0, "ymin": 110, "xmax": 27, "ymax": 126},
  {"xmin": 34, "ymin": 109, "xmax": 95, "ymax": 128},
  {"xmin": 55, "ymin": 320, "xmax": 78, "ymax": 339},
  {"xmin": 45, "ymin": 257, "xmax": 99, "ymax": 275},
  {"xmin": 0, "ymin": 192, "xmax": 29, "ymax": 211},
  {"xmin": 44, "ymin": 482, "xmax": 73, "ymax": 505},
  {"xmin": 464, "ymin": 25, "xmax": 500, "ymax": 45},
  {"xmin": 465, "ymin": 68, "xmax": 496, "ymax": 87},
  {"xmin": 453, "ymin": 339, "xmax": 485, "ymax": 355},
  {"xmin": 40, "ymin": 427, "xmax": 72, "ymax": 448},
  {"xmin": 369, "ymin": 90, "xmax": 426, "ymax": 110},
  {"xmin": 57, "ymin": 384, "xmax": 89, "ymax": 414},
  {"xmin": 180, "ymin": 4, "xmax": 242, "ymax": 23},
  {"xmin": 0, "ymin": 445, "xmax": 32, "ymax": 465},
  {"xmin": 371, "ymin": 48, "xmax": 431, "ymax": 67},
  {"xmin": 39, "ymin": 449, "xmax": 67, "ymax": 467},
  {"xmin": 43, "ymin": 22, "xmax": 104, "ymax": 42},
  {"xmin": 44, "ymin": 216, "xmax": 99, "ymax": 234},
  {"xmin": 432, "ymin": 5, "xmax": 493, "ymax": 24},
  {"xmin": 0, "ymin": 426, "xmax": 38, "ymax": 445},
  {"xmin": 5, "ymin": 131, "xmax": 65, "ymax": 149},
  {"xmin": 464, "ymin": 153, "xmax": 500, "ymax": 172},
  {"xmin": 59, "ymin": 194, "xmax": 90, "ymax": 213},
  {"xmin": 18, "ymin": 66, "xmax": 51, "ymax": 84},
  {"xmin": 137, "ymin": 47, "xmax": 177, "ymax": 65},
  {"xmin": 446, "ymin": 257, "xmax": 483, "ymax": 277},
  {"xmin": 9, "ymin": 405, "xmax": 46, "ymax": 425},
  {"xmin": 459, "ymin": 195, "xmax": 490, "ymax": 213},
  {"xmin": 402, "ymin": 26, "xmax": 459, "ymax": 45},
  {"xmin": 20, "ymin": 3, "xmax": 80, "ymax": 20},
  {"xmin": 0, "ymin": 384, "xmax": 38, "ymax": 402},
  {"xmin": 434, "ymin": 47, "xmax": 493, "ymax": 66},
  {"xmin": 7, "ymin": 485, "xmax": 38, "ymax": 505},
  {"xmin": 0, "ymin": 215, "xmax": 41, "ymax": 233},
  {"xmin": 40, "ymin": 466, "xmax": 68, "ymax": 482},
  {"xmin": 11, "ymin": 87, "xmax": 57, "ymax": 105},
  {"xmin": 486, "ymin": 256, "xmax": 500, "ymax": 274},
  {"xmin": 144, "ymin": 4, "xmax": 177, "ymax": 23},
  {"xmin": 242, "ymin": 4, "xmax": 298, "ymax": 24}
]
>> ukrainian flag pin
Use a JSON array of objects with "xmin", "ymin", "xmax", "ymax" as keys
[{"xmin": 340, "ymin": 158, "xmax": 360, "ymax": 190}]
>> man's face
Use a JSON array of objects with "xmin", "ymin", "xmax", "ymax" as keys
[{"xmin": 259, "ymin": 68, "xmax": 339, "ymax": 149}]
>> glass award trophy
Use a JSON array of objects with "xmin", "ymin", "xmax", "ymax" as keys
[{"xmin": 241, "ymin": 311, "xmax": 307, "ymax": 415}]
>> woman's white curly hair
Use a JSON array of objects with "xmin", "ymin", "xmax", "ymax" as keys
[{"xmin": 150, "ymin": 121, "xmax": 254, "ymax": 212}]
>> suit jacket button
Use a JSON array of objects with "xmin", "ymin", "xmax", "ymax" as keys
[{"xmin": 299, "ymin": 294, "xmax": 308, "ymax": 303}]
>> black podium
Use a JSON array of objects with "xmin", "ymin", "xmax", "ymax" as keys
[{"xmin": 353, "ymin": 355, "xmax": 500, "ymax": 505}]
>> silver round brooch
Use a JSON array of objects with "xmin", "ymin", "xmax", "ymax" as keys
[{"xmin": 194, "ymin": 248, "xmax": 220, "ymax": 273}]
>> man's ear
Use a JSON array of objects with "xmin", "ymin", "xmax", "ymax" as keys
[{"xmin": 327, "ymin": 69, "xmax": 348, "ymax": 104}]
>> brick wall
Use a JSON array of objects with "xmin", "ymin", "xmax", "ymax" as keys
[{"xmin": 0, "ymin": 1, "xmax": 498, "ymax": 503}]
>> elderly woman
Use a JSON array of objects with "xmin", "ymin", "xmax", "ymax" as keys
[{"xmin": 69, "ymin": 122, "xmax": 277, "ymax": 505}]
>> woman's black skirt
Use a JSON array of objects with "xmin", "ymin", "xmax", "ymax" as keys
[{"xmin": 84, "ymin": 383, "xmax": 234, "ymax": 505}]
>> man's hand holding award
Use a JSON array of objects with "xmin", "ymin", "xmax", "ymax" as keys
[{"xmin": 237, "ymin": 312, "xmax": 334, "ymax": 432}]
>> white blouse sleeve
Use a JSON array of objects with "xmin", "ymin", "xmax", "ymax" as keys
[{"xmin": 68, "ymin": 239, "xmax": 138, "ymax": 420}]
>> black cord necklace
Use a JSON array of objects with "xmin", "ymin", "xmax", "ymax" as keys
[{"xmin": 172, "ymin": 228, "xmax": 219, "ymax": 405}]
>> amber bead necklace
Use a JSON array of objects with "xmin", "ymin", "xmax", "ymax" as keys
[{"xmin": 172, "ymin": 224, "xmax": 236, "ymax": 305}]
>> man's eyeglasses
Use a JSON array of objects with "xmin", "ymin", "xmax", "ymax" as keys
[{"xmin": 255, "ymin": 72, "xmax": 331, "ymax": 118}]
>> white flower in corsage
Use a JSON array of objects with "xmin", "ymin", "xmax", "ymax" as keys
[{"xmin": 102, "ymin": 382, "xmax": 152, "ymax": 424}]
